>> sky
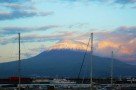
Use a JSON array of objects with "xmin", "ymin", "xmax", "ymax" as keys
[{"xmin": 0, "ymin": 0, "xmax": 136, "ymax": 64}]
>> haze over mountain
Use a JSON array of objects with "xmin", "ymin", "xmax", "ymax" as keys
[
  {"xmin": 49, "ymin": 40, "xmax": 90, "ymax": 51},
  {"xmin": 0, "ymin": 40, "xmax": 136, "ymax": 78}
]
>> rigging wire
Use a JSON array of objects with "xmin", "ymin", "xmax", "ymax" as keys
[
  {"xmin": 77, "ymin": 37, "xmax": 91, "ymax": 79},
  {"xmin": 81, "ymin": 57, "xmax": 89, "ymax": 84}
]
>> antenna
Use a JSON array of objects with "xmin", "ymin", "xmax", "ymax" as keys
[
  {"xmin": 90, "ymin": 33, "xmax": 93, "ymax": 90},
  {"xmin": 111, "ymin": 51, "xmax": 114, "ymax": 87},
  {"xmin": 18, "ymin": 33, "xmax": 21, "ymax": 90}
]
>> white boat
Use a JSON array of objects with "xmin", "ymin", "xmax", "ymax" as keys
[{"xmin": 51, "ymin": 79, "xmax": 76, "ymax": 84}]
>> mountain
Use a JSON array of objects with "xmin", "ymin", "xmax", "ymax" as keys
[{"xmin": 0, "ymin": 40, "xmax": 136, "ymax": 78}]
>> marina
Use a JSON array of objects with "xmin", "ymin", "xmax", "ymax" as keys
[
  {"xmin": 0, "ymin": 83, "xmax": 136, "ymax": 90},
  {"xmin": 0, "ymin": 77, "xmax": 136, "ymax": 90}
]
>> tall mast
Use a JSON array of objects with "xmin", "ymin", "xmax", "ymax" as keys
[
  {"xmin": 18, "ymin": 33, "xmax": 21, "ymax": 90},
  {"xmin": 111, "ymin": 51, "xmax": 114, "ymax": 87},
  {"xmin": 90, "ymin": 33, "xmax": 93, "ymax": 90}
]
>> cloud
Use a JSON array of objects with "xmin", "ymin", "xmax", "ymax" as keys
[
  {"xmin": 97, "ymin": 41, "xmax": 120, "ymax": 50},
  {"xmin": 95, "ymin": 40, "xmax": 136, "ymax": 62},
  {"xmin": 94, "ymin": 26, "xmax": 136, "ymax": 43},
  {"xmin": 0, "ymin": 10, "xmax": 54, "ymax": 20},
  {"xmin": 38, "ymin": 25, "xmax": 59, "ymax": 30},
  {"xmin": 21, "ymin": 31, "xmax": 75, "ymax": 42},
  {"xmin": 132, "ymin": 6, "xmax": 136, "ymax": 9},
  {"xmin": 115, "ymin": 26, "xmax": 136, "ymax": 35},
  {"xmin": 26, "ymin": 0, "xmax": 136, "ymax": 5},
  {"xmin": 67, "ymin": 23, "xmax": 89, "ymax": 29},
  {"xmin": 0, "ymin": 0, "xmax": 54, "ymax": 20},
  {"xmin": 0, "ymin": 25, "xmax": 60, "ymax": 45},
  {"xmin": 0, "ymin": 0, "xmax": 31, "ymax": 3},
  {"xmin": 114, "ymin": 0, "xmax": 136, "ymax": 4},
  {"xmin": 1, "ymin": 3, "xmax": 35, "ymax": 10},
  {"xmin": 94, "ymin": 26, "xmax": 136, "ymax": 62},
  {"xmin": 0, "ymin": 10, "xmax": 34, "ymax": 20},
  {"xmin": 0, "ymin": 31, "xmax": 75, "ymax": 44},
  {"xmin": 0, "ymin": 35, "xmax": 17, "ymax": 45},
  {"xmin": 57, "ymin": 0, "xmax": 136, "ymax": 6},
  {"xmin": 1, "ymin": 25, "xmax": 59, "ymax": 34}
]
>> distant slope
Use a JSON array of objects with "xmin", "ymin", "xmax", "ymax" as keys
[{"xmin": 0, "ymin": 49, "xmax": 136, "ymax": 78}]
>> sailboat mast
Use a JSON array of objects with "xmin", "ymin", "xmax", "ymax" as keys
[
  {"xmin": 111, "ymin": 51, "xmax": 114, "ymax": 87},
  {"xmin": 18, "ymin": 33, "xmax": 21, "ymax": 90},
  {"xmin": 90, "ymin": 33, "xmax": 93, "ymax": 90}
]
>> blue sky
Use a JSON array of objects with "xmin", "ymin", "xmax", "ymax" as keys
[{"xmin": 0, "ymin": 0, "xmax": 136, "ymax": 64}]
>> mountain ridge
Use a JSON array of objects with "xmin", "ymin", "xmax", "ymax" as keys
[{"xmin": 0, "ymin": 49, "xmax": 136, "ymax": 78}]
